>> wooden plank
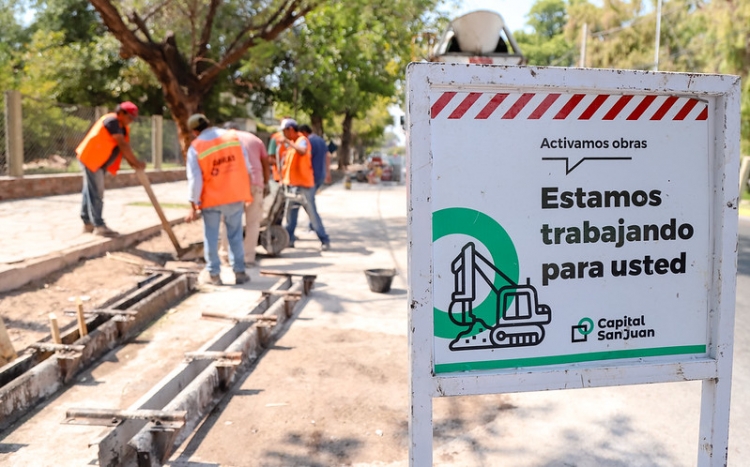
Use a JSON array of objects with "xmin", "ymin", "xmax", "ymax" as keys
[
  {"xmin": 201, "ymin": 311, "xmax": 278, "ymax": 323},
  {"xmin": 66, "ymin": 408, "xmax": 187, "ymax": 423},
  {"xmin": 29, "ymin": 343, "xmax": 85, "ymax": 352},
  {"xmin": 184, "ymin": 351, "xmax": 242, "ymax": 361},
  {"xmin": 49, "ymin": 313, "xmax": 61, "ymax": 344},
  {"xmin": 76, "ymin": 297, "xmax": 88, "ymax": 337}
]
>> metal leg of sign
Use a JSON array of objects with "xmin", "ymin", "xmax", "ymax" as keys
[
  {"xmin": 696, "ymin": 377, "xmax": 732, "ymax": 467},
  {"xmin": 409, "ymin": 387, "xmax": 433, "ymax": 466}
]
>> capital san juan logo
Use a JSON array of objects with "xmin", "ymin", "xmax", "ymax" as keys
[{"xmin": 433, "ymin": 207, "xmax": 552, "ymax": 352}]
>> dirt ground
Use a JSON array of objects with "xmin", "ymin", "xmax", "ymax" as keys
[{"xmin": 0, "ymin": 221, "xmax": 206, "ymax": 354}]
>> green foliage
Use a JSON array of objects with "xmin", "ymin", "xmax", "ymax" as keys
[
  {"xmin": 0, "ymin": 0, "xmax": 30, "ymax": 89},
  {"xmin": 515, "ymin": 0, "xmax": 576, "ymax": 66},
  {"xmin": 351, "ymin": 96, "xmax": 396, "ymax": 151},
  {"xmin": 9, "ymin": 0, "xmax": 750, "ymax": 157},
  {"xmin": 31, "ymin": 0, "xmax": 103, "ymax": 44},
  {"xmin": 253, "ymin": 0, "xmax": 440, "ymax": 136}
]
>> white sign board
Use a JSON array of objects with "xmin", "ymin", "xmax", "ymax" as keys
[{"xmin": 407, "ymin": 64, "xmax": 739, "ymax": 466}]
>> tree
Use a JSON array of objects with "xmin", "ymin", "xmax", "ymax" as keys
[
  {"xmin": 698, "ymin": 0, "xmax": 750, "ymax": 154},
  {"xmin": 26, "ymin": 0, "xmax": 158, "ymax": 110},
  {"xmin": 87, "ymin": 0, "xmax": 319, "ymax": 154},
  {"xmin": 0, "ymin": 0, "xmax": 31, "ymax": 90},
  {"xmin": 259, "ymin": 0, "xmax": 440, "ymax": 168},
  {"xmin": 514, "ymin": 0, "xmax": 576, "ymax": 66}
]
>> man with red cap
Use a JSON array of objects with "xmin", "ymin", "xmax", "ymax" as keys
[{"xmin": 76, "ymin": 101, "xmax": 145, "ymax": 237}]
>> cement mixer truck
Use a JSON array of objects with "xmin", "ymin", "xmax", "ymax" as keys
[{"xmin": 429, "ymin": 10, "xmax": 525, "ymax": 65}]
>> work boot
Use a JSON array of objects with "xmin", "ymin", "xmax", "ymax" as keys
[
  {"xmin": 321, "ymin": 242, "xmax": 331, "ymax": 252},
  {"xmin": 200, "ymin": 273, "xmax": 222, "ymax": 286},
  {"xmin": 94, "ymin": 225, "xmax": 119, "ymax": 237},
  {"xmin": 82, "ymin": 223, "xmax": 94, "ymax": 234},
  {"xmin": 234, "ymin": 271, "xmax": 250, "ymax": 285}
]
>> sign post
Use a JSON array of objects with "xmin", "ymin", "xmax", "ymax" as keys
[{"xmin": 407, "ymin": 64, "xmax": 739, "ymax": 466}]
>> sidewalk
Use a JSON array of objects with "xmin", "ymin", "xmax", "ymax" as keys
[{"xmin": 0, "ymin": 180, "xmax": 190, "ymax": 292}]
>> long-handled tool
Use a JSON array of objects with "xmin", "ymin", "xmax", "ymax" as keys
[{"xmin": 135, "ymin": 169, "xmax": 203, "ymax": 260}]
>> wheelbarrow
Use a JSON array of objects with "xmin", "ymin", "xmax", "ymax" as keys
[{"xmin": 258, "ymin": 182, "xmax": 290, "ymax": 256}]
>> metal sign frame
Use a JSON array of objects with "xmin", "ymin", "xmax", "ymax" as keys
[{"xmin": 407, "ymin": 63, "xmax": 739, "ymax": 466}]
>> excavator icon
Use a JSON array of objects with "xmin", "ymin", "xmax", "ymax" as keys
[{"xmin": 448, "ymin": 242, "xmax": 552, "ymax": 351}]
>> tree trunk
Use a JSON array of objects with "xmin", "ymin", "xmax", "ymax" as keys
[
  {"xmin": 338, "ymin": 111, "xmax": 354, "ymax": 169},
  {"xmin": 311, "ymin": 114, "xmax": 324, "ymax": 137},
  {"xmin": 356, "ymin": 143, "xmax": 366, "ymax": 164},
  {"xmin": 87, "ymin": 0, "xmax": 314, "ymax": 158}
]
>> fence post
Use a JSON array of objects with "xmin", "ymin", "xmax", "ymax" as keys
[
  {"xmin": 5, "ymin": 90, "xmax": 23, "ymax": 178},
  {"xmin": 94, "ymin": 106, "xmax": 108, "ymax": 120},
  {"xmin": 152, "ymin": 115, "xmax": 163, "ymax": 170}
]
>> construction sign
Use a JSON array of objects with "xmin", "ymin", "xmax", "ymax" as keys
[
  {"xmin": 407, "ymin": 62, "xmax": 739, "ymax": 467},
  {"xmin": 429, "ymin": 88, "xmax": 712, "ymax": 373}
]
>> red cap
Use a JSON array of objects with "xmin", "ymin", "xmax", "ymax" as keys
[{"xmin": 119, "ymin": 101, "xmax": 139, "ymax": 118}]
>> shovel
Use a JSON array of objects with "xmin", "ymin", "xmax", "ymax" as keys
[{"xmin": 135, "ymin": 169, "xmax": 204, "ymax": 260}]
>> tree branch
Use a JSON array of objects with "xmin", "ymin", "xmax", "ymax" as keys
[
  {"xmin": 200, "ymin": 0, "xmax": 317, "ymax": 85},
  {"xmin": 196, "ymin": 0, "xmax": 221, "ymax": 63},
  {"xmin": 129, "ymin": 11, "xmax": 154, "ymax": 43},
  {"xmin": 142, "ymin": 0, "xmax": 173, "ymax": 22},
  {"xmin": 89, "ymin": 0, "xmax": 158, "ymax": 61}
]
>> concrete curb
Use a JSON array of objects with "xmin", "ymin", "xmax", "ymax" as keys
[
  {"xmin": 0, "ymin": 273, "xmax": 192, "ymax": 432},
  {"xmin": 0, "ymin": 217, "xmax": 186, "ymax": 294}
]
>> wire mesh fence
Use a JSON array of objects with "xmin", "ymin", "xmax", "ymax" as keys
[
  {"xmin": 22, "ymin": 97, "xmax": 97, "ymax": 175},
  {"xmin": 129, "ymin": 117, "xmax": 153, "ymax": 166},
  {"xmin": 2, "ymin": 93, "xmax": 186, "ymax": 175},
  {"xmin": 162, "ymin": 119, "xmax": 185, "ymax": 166}
]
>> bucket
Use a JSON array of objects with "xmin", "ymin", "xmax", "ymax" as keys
[{"xmin": 365, "ymin": 268, "xmax": 396, "ymax": 293}]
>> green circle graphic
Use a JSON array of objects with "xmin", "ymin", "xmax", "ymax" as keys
[
  {"xmin": 433, "ymin": 207, "xmax": 519, "ymax": 339},
  {"xmin": 578, "ymin": 317, "xmax": 594, "ymax": 336}
]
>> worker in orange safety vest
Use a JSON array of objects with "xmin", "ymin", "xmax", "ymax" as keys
[
  {"xmin": 280, "ymin": 119, "xmax": 331, "ymax": 251},
  {"xmin": 75, "ymin": 101, "xmax": 146, "ymax": 237},
  {"xmin": 184, "ymin": 113, "xmax": 253, "ymax": 286}
]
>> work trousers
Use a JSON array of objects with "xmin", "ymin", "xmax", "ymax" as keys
[
  {"xmin": 285, "ymin": 185, "xmax": 329, "ymax": 245},
  {"xmin": 202, "ymin": 202, "xmax": 245, "ymax": 276},
  {"xmin": 80, "ymin": 163, "xmax": 106, "ymax": 227},
  {"xmin": 244, "ymin": 185, "xmax": 265, "ymax": 263}
]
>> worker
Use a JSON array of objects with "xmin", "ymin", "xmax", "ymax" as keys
[
  {"xmin": 184, "ymin": 113, "xmax": 252, "ymax": 285},
  {"xmin": 266, "ymin": 117, "xmax": 291, "ymax": 184},
  {"xmin": 222, "ymin": 122, "xmax": 270, "ymax": 266},
  {"xmin": 280, "ymin": 119, "xmax": 331, "ymax": 251},
  {"xmin": 76, "ymin": 101, "xmax": 146, "ymax": 237},
  {"xmin": 298, "ymin": 124, "xmax": 331, "ymax": 191},
  {"xmin": 298, "ymin": 124, "xmax": 331, "ymax": 233}
]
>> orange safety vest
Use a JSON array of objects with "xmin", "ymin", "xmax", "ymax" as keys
[
  {"xmin": 270, "ymin": 131, "xmax": 287, "ymax": 182},
  {"xmin": 76, "ymin": 113, "xmax": 129, "ymax": 175},
  {"xmin": 282, "ymin": 134, "xmax": 314, "ymax": 188},
  {"xmin": 191, "ymin": 130, "xmax": 253, "ymax": 209}
]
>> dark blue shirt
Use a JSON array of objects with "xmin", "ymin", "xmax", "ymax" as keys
[
  {"xmin": 308, "ymin": 134, "xmax": 328, "ymax": 186},
  {"xmin": 102, "ymin": 115, "xmax": 127, "ymax": 170}
]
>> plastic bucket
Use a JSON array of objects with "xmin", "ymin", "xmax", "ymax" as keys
[{"xmin": 365, "ymin": 268, "xmax": 396, "ymax": 293}]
